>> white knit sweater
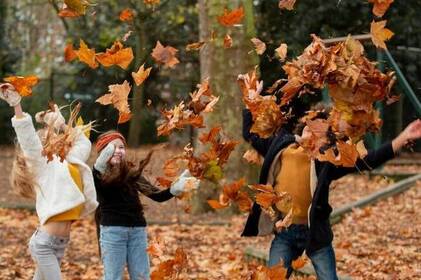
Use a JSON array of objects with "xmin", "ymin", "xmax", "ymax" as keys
[{"xmin": 11, "ymin": 113, "xmax": 98, "ymax": 225}]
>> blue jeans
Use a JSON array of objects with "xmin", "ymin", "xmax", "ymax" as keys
[
  {"xmin": 100, "ymin": 226, "xmax": 150, "ymax": 280},
  {"xmin": 269, "ymin": 224, "xmax": 338, "ymax": 279}
]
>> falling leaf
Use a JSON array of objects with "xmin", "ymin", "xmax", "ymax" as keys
[
  {"xmin": 223, "ymin": 34, "xmax": 233, "ymax": 48},
  {"xmin": 186, "ymin": 41, "xmax": 206, "ymax": 51},
  {"xmin": 122, "ymin": 30, "xmax": 133, "ymax": 42},
  {"xmin": 251, "ymin": 38, "xmax": 266, "ymax": 55},
  {"xmin": 64, "ymin": 43, "xmax": 77, "ymax": 62},
  {"xmin": 371, "ymin": 20, "xmax": 394, "ymax": 49},
  {"xmin": 278, "ymin": 0, "xmax": 297, "ymax": 10},
  {"xmin": 144, "ymin": 0, "xmax": 160, "ymax": 5},
  {"xmin": 119, "ymin": 8, "xmax": 134, "ymax": 22},
  {"xmin": 4, "ymin": 76, "xmax": 39, "ymax": 97},
  {"xmin": 368, "ymin": 0, "xmax": 394, "ymax": 17},
  {"xmin": 275, "ymin": 208, "xmax": 293, "ymax": 230},
  {"xmin": 208, "ymin": 178, "xmax": 252, "ymax": 212},
  {"xmin": 151, "ymin": 41, "xmax": 180, "ymax": 68},
  {"xmin": 75, "ymin": 39, "xmax": 98, "ymax": 69},
  {"xmin": 147, "ymin": 99, "xmax": 152, "ymax": 106},
  {"xmin": 291, "ymin": 256, "xmax": 307, "ymax": 270},
  {"xmin": 96, "ymin": 80, "xmax": 132, "ymax": 124},
  {"xmin": 96, "ymin": 41, "xmax": 134, "ymax": 69},
  {"xmin": 58, "ymin": 0, "xmax": 89, "ymax": 17},
  {"xmin": 275, "ymin": 43, "xmax": 288, "ymax": 61},
  {"xmin": 131, "ymin": 64, "xmax": 152, "ymax": 86},
  {"xmin": 243, "ymin": 149, "xmax": 263, "ymax": 165},
  {"xmin": 217, "ymin": 6, "xmax": 244, "ymax": 27}
]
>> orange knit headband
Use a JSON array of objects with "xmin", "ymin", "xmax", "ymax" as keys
[{"xmin": 95, "ymin": 132, "xmax": 127, "ymax": 153}]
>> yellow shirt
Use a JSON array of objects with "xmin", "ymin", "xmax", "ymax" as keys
[
  {"xmin": 274, "ymin": 143, "xmax": 311, "ymax": 224},
  {"xmin": 47, "ymin": 163, "xmax": 84, "ymax": 222}
]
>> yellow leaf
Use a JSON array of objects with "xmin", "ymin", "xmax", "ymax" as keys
[
  {"xmin": 371, "ymin": 20, "xmax": 394, "ymax": 49},
  {"xmin": 131, "ymin": 64, "xmax": 152, "ymax": 86}
]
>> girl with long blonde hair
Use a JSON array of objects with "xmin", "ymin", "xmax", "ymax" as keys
[{"xmin": 0, "ymin": 83, "xmax": 98, "ymax": 280}]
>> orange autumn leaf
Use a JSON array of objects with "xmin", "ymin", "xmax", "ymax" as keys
[
  {"xmin": 4, "ymin": 76, "xmax": 39, "ymax": 97},
  {"xmin": 242, "ymin": 149, "xmax": 263, "ymax": 165},
  {"xmin": 75, "ymin": 39, "xmax": 98, "ymax": 69},
  {"xmin": 96, "ymin": 41, "xmax": 134, "ymax": 70},
  {"xmin": 207, "ymin": 199, "xmax": 229, "ymax": 209},
  {"xmin": 58, "ymin": 8, "xmax": 80, "ymax": 18},
  {"xmin": 96, "ymin": 80, "xmax": 132, "ymax": 123},
  {"xmin": 144, "ymin": 0, "xmax": 160, "ymax": 5},
  {"xmin": 64, "ymin": 43, "xmax": 77, "ymax": 62},
  {"xmin": 291, "ymin": 256, "xmax": 307, "ymax": 270},
  {"xmin": 368, "ymin": 0, "xmax": 394, "ymax": 17},
  {"xmin": 217, "ymin": 6, "xmax": 244, "ymax": 27},
  {"xmin": 119, "ymin": 8, "xmax": 134, "ymax": 22},
  {"xmin": 131, "ymin": 64, "xmax": 152, "ymax": 86},
  {"xmin": 371, "ymin": 20, "xmax": 394, "ymax": 49},
  {"xmin": 151, "ymin": 41, "xmax": 180, "ymax": 68},
  {"xmin": 150, "ymin": 247, "xmax": 188, "ymax": 279},
  {"xmin": 186, "ymin": 41, "xmax": 206, "ymax": 51},
  {"xmin": 251, "ymin": 38, "xmax": 266, "ymax": 55},
  {"xmin": 275, "ymin": 43, "xmax": 288, "ymax": 61},
  {"xmin": 117, "ymin": 112, "xmax": 132, "ymax": 124},
  {"xmin": 156, "ymin": 177, "xmax": 173, "ymax": 188},
  {"xmin": 223, "ymin": 34, "xmax": 233, "ymax": 48},
  {"xmin": 58, "ymin": 0, "xmax": 89, "ymax": 17},
  {"xmin": 278, "ymin": 0, "xmax": 297, "ymax": 10},
  {"xmin": 3, "ymin": 76, "xmax": 37, "ymax": 96}
]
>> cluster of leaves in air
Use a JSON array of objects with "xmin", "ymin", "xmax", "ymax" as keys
[{"xmin": 39, "ymin": 102, "xmax": 92, "ymax": 162}]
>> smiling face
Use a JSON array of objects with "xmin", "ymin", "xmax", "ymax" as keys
[{"xmin": 109, "ymin": 138, "xmax": 126, "ymax": 165}]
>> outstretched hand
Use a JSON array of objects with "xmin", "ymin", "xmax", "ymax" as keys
[
  {"xmin": 0, "ymin": 83, "xmax": 21, "ymax": 107},
  {"xmin": 392, "ymin": 119, "xmax": 421, "ymax": 152}
]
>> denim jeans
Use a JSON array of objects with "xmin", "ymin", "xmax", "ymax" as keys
[
  {"xmin": 28, "ymin": 228, "xmax": 69, "ymax": 280},
  {"xmin": 100, "ymin": 225, "xmax": 150, "ymax": 280},
  {"xmin": 269, "ymin": 224, "xmax": 338, "ymax": 279}
]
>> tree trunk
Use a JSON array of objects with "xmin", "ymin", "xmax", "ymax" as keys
[
  {"xmin": 128, "ymin": 17, "xmax": 148, "ymax": 147},
  {"xmin": 193, "ymin": 0, "xmax": 259, "ymax": 213}
]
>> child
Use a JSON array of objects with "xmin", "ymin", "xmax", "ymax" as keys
[
  {"xmin": 93, "ymin": 131, "xmax": 199, "ymax": 280},
  {"xmin": 0, "ymin": 83, "xmax": 98, "ymax": 280},
  {"xmin": 241, "ymin": 108, "xmax": 421, "ymax": 279}
]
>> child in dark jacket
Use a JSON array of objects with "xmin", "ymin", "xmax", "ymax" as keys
[{"xmin": 241, "ymin": 108, "xmax": 421, "ymax": 279}]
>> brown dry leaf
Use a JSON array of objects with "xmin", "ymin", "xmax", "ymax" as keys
[
  {"xmin": 144, "ymin": 0, "xmax": 160, "ymax": 5},
  {"xmin": 368, "ymin": 0, "xmax": 394, "ymax": 17},
  {"xmin": 275, "ymin": 208, "xmax": 293, "ymax": 230},
  {"xmin": 217, "ymin": 6, "xmax": 244, "ymax": 27},
  {"xmin": 147, "ymin": 236, "xmax": 164, "ymax": 258},
  {"xmin": 150, "ymin": 247, "xmax": 188, "ymax": 280},
  {"xmin": 131, "ymin": 64, "xmax": 152, "ymax": 86},
  {"xmin": 64, "ymin": 43, "xmax": 77, "ymax": 62},
  {"xmin": 278, "ymin": 0, "xmax": 297, "ymax": 10},
  {"xmin": 3, "ymin": 75, "xmax": 39, "ymax": 97},
  {"xmin": 119, "ymin": 8, "xmax": 134, "ymax": 22},
  {"xmin": 75, "ymin": 39, "xmax": 98, "ymax": 69},
  {"xmin": 291, "ymin": 256, "xmax": 307, "ymax": 270},
  {"xmin": 251, "ymin": 38, "xmax": 267, "ymax": 55},
  {"xmin": 275, "ymin": 43, "xmax": 288, "ymax": 61},
  {"xmin": 156, "ymin": 177, "xmax": 173, "ymax": 188},
  {"xmin": 243, "ymin": 149, "xmax": 263, "ymax": 165},
  {"xmin": 186, "ymin": 41, "xmax": 206, "ymax": 51},
  {"xmin": 223, "ymin": 34, "xmax": 233, "ymax": 48},
  {"xmin": 237, "ymin": 69, "xmax": 285, "ymax": 138},
  {"xmin": 151, "ymin": 41, "xmax": 180, "ymax": 68},
  {"xmin": 371, "ymin": 20, "xmax": 394, "ymax": 49},
  {"xmin": 147, "ymin": 99, "xmax": 152, "ymax": 106},
  {"xmin": 41, "ymin": 103, "xmax": 87, "ymax": 162},
  {"xmin": 208, "ymin": 178, "xmax": 252, "ymax": 212},
  {"xmin": 96, "ymin": 80, "xmax": 132, "ymax": 124},
  {"xmin": 96, "ymin": 41, "xmax": 134, "ymax": 70},
  {"xmin": 122, "ymin": 30, "xmax": 133, "ymax": 42},
  {"xmin": 58, "ymin": 0, "xmax": 89, "ymax": 17}
]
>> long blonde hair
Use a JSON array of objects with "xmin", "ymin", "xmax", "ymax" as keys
[{"xmin": 10, "ymin": 145, "xmax": 38, "ymax": 199}]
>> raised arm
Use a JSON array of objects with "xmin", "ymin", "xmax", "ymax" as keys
[
  {"xmin": 243, "ymin": 109, "xmax": 275, "ymax": 157},
  {"xmin": 330, "ymin": 119, "xmax": 421, "ymax": 179}
]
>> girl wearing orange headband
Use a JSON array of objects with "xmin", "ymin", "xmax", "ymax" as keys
[{"xmin": 93, "ymin": 131, "xmax": 199, "ymax": 280}]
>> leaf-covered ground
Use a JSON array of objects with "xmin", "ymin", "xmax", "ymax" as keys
[{"xmin": 0, "ymin": 180, "xmax": 419, "ymax": 279}]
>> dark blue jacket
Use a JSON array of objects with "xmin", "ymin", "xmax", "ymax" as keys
[{"xmin": 241, "ymin": 109, "xmax": 395, "ymax": 254}]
